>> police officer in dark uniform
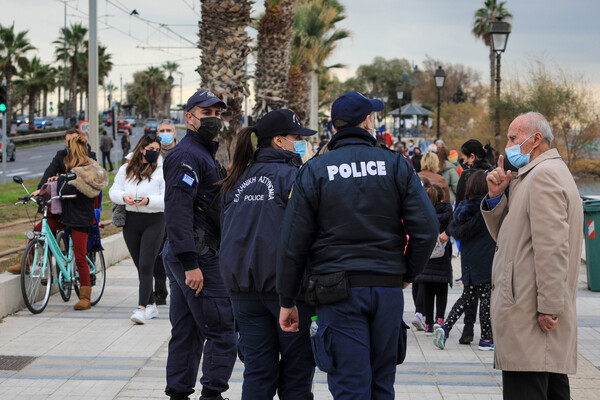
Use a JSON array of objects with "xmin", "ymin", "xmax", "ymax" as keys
[
  {"xmin": 162, "ymin": 89, "xmax": 236, "ymax": 400},
  {"xmin": 277, "ymin": 91, "xmax": 439, "ymax": 400}
]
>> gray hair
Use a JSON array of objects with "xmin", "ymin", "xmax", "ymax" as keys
[
  {"xmin": 518, "ymin": 111, "xmax": 554, "ymax": 145},
  {"xmin": 159, "ymin": 119, "xmax": 176, "ymax": 132}
]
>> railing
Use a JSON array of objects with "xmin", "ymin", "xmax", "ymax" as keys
[{"xmin": 11, "ymin": 131, "xmax": 67, "ymax": 144}]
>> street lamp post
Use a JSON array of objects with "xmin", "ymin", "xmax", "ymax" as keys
[
  {"xmin": 434, "ymin": 66, "xmax": 446, "ymax": 140},
  {"xmin": 490, "ymin": 17, "xmax": 511, "ymax": 144},
  {"xmin": 396, "ymin": 84, "xmax": 404, "ymax": 136}
]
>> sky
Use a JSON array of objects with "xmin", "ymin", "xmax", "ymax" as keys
[{"xmin": 1, "ymin": 0, "xmax": 599, "ymax": 113}]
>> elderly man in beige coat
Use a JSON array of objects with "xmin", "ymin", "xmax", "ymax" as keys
[{"xmin": 481, "ymin": 111, "xmax": 583, "ymax": 400}]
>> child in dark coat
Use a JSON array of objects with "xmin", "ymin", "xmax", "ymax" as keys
[
  {"xmin": 433, "ymin": 170, "xmax": 496, "ymax": 351},
  {"xmin": 416, "ymin": 182, "xmax": 453, "ymax": 335}
]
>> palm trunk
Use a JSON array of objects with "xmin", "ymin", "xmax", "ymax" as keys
[
  {"xmin": 43, "ymin": 91, "xmax": 48, "ymax": 116},
  {"xmin": 287, "ymin": 65, "xmax": 311, "ymax": 126},
  {"xmin": 28, "ymin": 90, "xmax": 35, "ymax": 131},
  {"xmin": 68, "ymin": 58, "xmax": 78, "ymax": 126},
  {"xmin": 198, "ymin": 0, "xmax": 252, "ymax": 166},
  {"xmin": 252, "ymin": 0, "xmax": 295, "ymax": 120},
  {"xmin": 489, "ymin": 47, "xmax": 496, "ymax": 95}
]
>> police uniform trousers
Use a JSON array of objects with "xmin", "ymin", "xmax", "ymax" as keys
[
  {"xmin": 162, "ymin": 241, "xmax": 237, "ymax": 397},
  {"xmin": 311, "ymin": 286, "xmax": 407, "ymax": 400},
  {"xmin": 232, "ymin": 299, "xmax": 315, "ymax": 400}
]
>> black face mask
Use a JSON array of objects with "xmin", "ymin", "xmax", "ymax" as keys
[
  {"xmin": 144, "ymin": 149, "xmax": 159, "ymax": 163},
  {"xmin": 191, "ymin": 115, "xmax": 222, "ymax": 141}
]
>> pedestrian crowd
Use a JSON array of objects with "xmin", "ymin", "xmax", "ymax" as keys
[{"xmin": 9, "ymin": 87, "xmax": 583, "ymax": 400}]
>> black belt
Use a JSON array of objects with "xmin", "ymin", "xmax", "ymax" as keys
[{"xmin": 347, "ymin": 273, "xmax": 404, "ymax": 288}]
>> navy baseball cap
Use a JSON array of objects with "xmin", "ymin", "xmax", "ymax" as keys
[
  {"xmin": 331, "ymin": 91, "xmax": 384, "ymax": 127},
  {"xmin": 186, "ymin": 89, "xmax": 227, "ymax": 112},
  {"xmin": 255, "ymin": 109, "xmax": 317, "ymax": 138}
]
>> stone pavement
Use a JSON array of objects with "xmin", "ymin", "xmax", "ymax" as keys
[{"xmin": 0, "ymin": 257, "xmax": 599, "ymax": 399}]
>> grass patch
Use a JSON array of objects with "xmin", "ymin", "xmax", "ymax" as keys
[
  {"xmin": 0, "ymin": 177, "xmax": 41, "ymax": 205},
  {"xmin": 15, "ymin": 137, "xmax": 64, "ymax": 149}
]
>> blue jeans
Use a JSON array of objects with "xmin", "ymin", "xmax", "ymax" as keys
[
  {"xmin": 162, "ymin": 241, "xmax": 237, "ymax": 398},
  {"xmin": 311, "ymin": 287, "xmax": 407, "ymax": 400},
  {"xmin": 232, "ymin": 299, "xmax": 315, "ymax": 400}
]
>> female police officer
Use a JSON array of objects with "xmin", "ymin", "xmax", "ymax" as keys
[
  {"xmin": 219, "ymin": 109, "xmax": 316, "ymax": 400},
  {"xmin": 162, "ymin": 89, "xmax": 236, "ymax": 400}
]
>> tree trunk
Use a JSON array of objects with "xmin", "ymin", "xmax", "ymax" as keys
[
  {"xmin": 198, "ymin": 0, "xmax": 252, "ymax": 167},
  {"xmin": 489, "ymin": 46, "xmax": 496, "ymax": 95},
  {"xmin": 252, "ymin": 0, "xmax": 295, "ymax": 120},
  {"xmin": 68, "ymin": 57, "xmax": 78, "ymax": 126},
  {"xmin": 287, "ymin": 65, "xmax": 311, "ymax": 126},
  {"xmin": 43, "ymin": 91, "xmax": 48, "ymax": 116},
  {"xmin": 28, "ymin": 90, "xmax": 36, "ymax": 131}
]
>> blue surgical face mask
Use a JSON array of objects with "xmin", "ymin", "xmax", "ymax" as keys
[
  {"xmin": 159, "ymin": 132, "xmax": 174, "ymax": 146},
  {"xmin": 505, "ymin": 133, "xmax": 534, "ymax": 168},
  {"xmin": 283, "ymin": 136, "xmax": 307, "ymax": 159}
]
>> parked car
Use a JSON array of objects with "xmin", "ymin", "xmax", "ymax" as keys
[
  {"xmin": 144, "ymin": 118, "xmax": 159, "ymax": 135},
  {"xmin": 0, "ymin": 134, "xmax": 16, "ymax": 162},
  {"xmin": 124, "ymin": 116, "xmax": 137, "ymax": 127},
  {"xmin": 16, "ymin": 116, "xmax": 29, "ymax": 125},
  {"xmin": 116, "ymin": 117, "xmax": 132, "ymax": 134}
]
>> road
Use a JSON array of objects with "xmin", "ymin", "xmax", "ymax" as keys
[{"xmin": 0, "ymin": 126, "xmax": 187, "ymax": 183}]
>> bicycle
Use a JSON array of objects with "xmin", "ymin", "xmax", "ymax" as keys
[{"xmin": 13, "ymin": 175, "xmax": 107, "ymax": 314}]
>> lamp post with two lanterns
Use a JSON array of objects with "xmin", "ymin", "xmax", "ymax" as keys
[{"xmin": 396, "ymin": 84, "xmax": 404, "ymax": 136}]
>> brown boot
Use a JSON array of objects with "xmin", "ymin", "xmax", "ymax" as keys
[
  {"xmin": 74, "ymin": 286, "xmax": 91, "ymax": 310},
  {"xmin": 7, "ymin": 263, "xmax": 22, "ymax": 275}
]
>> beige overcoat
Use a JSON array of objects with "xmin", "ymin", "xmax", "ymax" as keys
[{"xmin": 481, "ymin": 148, "xmax": 583, "ymax": 374}]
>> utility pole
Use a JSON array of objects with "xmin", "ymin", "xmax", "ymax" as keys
[
  {"xmin": 88, "ymin": 0, "xmax": 99, "ymax": 155},
  {"xmin": 63, "ymin": 1, "xmax": 68, "ymax": 125},
  {"xmin": 120, "ymin": 74, "xmax": 123, "ymax": 112},
  {"xmin": 2, "ymin": 79, "xmax": 7, "ymax": 183}
]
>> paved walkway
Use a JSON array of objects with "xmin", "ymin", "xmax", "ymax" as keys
[{"xmin": 0, "ymin": 257, "xmax": 599, "ymax": 399}]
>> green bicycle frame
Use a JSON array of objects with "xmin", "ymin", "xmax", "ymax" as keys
[{"xmin": 32, "ymin": 217, "xmax": 97, "ymax": 290}]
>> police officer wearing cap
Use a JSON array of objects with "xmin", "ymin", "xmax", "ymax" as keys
[
  {"xmin": 277, "ymin": 92, "xmax": 439, "ymax": 400},
  {"xmin": 162, "ymin": 89, "xmax": 236, "ymax": 400},
  {"xmin": 220, "ymin": 109, "xmax": 317, "ymax": 400}
]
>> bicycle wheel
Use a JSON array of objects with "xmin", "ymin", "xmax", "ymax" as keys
[
  {"xmin": 20, "ymin": 239, "xmax": 52, "ymax": 314},
  {"xmin": 55, "ymin": 231, "xmax": 72, "ymax": 302},
  {"xmin": 87, "ymin": 250, "xmax": 106, "ymax": 305}
]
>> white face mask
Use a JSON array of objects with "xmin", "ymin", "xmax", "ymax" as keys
[{"xmin": 366, "ymin": 115, "xmax": 377, "ymax": 137}]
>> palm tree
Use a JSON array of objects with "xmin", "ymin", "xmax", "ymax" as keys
[
  {"xmin": 0, "ymin": 23, "xmax": 36, "ymax": 127},
  {"xmin": 104, "ymin": 81, "xmax": 117, "ymax": 110},
  {"xmin": 198, "ymin": 0, "xmax": 252, "ymax": 165},
  {"xmin": 14, "ymin": 57, "xmax": 53, "ymax": 130},
  {"xmin": 252, "ymin": 0, "xmax": 296, "ymax": 120},
  {"xmin": 162, "ymin": 61, "xmax": 179, "ymax": 117},
  {"xmin": 54, "ymin": 23, "xmax": 87, "ymax": 126},
  {"xmin": 472, "ymin": 0, "xmax": 512, "ymax": 94},
  {"xmin": 41, "ymin": 66, "xmax": 58, "ymax": 116},
  {"xmin": 139, "ymin": 66, "xmax": 166, "ymax": 117},
  {"xmin": 288, "ymin": 0, "xmax": 349, "ymax": 125},
  {"xmin": 78, "ymin": 42, "xmax": 113, "ymax": 113}
]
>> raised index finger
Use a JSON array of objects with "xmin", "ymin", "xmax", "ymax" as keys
[{"xmin": 498, "ymin": 154, "xmax": 504, "ymax": 170}]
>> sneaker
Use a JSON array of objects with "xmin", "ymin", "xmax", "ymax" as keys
[
  {"xmin": 433, "ymin": 325, "xmax": 448, "ymax": 350},
  {"xmin": 478, "ymin": 339, "xmax": 494, "ymax": 351},
  {"xmin": 424, "ymin": 324, "xmax": 434, "ymax": 336},
  {"xmin": 433, "ymin": 318, "xmax": 444, "ymax": 331},
  {"xmin": 411, "ymin": 312, "xmax": 426, "ymax": 331},
  {"xmin": 145, "ymin": 304, "xmax": 159, "ymax": 320},
  {"xmin": 199, "ymin": 395, "xmax": 227, "ymax": 400},
  {"xmin": 130, "ymin": 308, "xmax": 146, "ymax": 324}
]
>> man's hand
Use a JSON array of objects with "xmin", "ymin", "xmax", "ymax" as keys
[
  {"xmin": 279, "ymin": 306, "xmax": 300, "ymax": 332},
  {"xmin": 47, "ymin": 176, "xmax": 58, "ymax": 182},
  {"xmin": 31, "ymin": 189, "xmax": 40, "ymax": 197},
  {"xmin": 402, "ymin": 281, "xmax": 410, "ymax": 290},
  {"xmin": 185, "ymin": 268, "xmax": 204, "ymax": 295},
  {"xmin": 123, "ymin": 194, "xmax": 136, "ymax": 206},
  {"xmin": 486, "ymin": 155, "xmax": 512, "ymax": 199},
  {"xmin": 537, "ymin": 313, "xmax": 558, "ymax": 333}
]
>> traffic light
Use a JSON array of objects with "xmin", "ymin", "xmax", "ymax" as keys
[{"xmin": 0, "ymin": 83, "xmax": 7, "ymax": 113}]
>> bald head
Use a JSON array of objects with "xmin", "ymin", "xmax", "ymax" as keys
[{"xmin": 510, "ymin": 112, "xmax": 554, "ymax": 146}]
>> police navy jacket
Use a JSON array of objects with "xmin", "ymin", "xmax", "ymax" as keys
[
  {"xmin": 163, "ymin": 129, "xmax": 221, "ymax": 270},
  {"xmin": 219, "ymin": 148, "xmax": 302, "ymax": 300},
  {"xmin": 276, "ymin": 127, "xmax": 439, "ymax": 308}
]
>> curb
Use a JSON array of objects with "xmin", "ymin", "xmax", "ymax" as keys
[{"xmin": 0, "ymin": 232, "xmax": 129, "ymax": 318}]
